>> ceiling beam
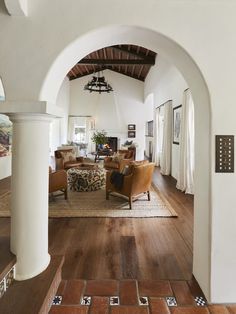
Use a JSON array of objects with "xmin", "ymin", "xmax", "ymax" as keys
[
  {"xmin": 112, "ymin": 45, "xmax": 155, "ymax": 62},
  {"xmin": 106, "ymin": 66, "xmax": 144, "ymax": 82},
  {"xmin": 68, "ymin": 66, "xmax": 107, "ymax": 81},
  {"xmin": 78, "ymin": 59, "xmax": 155, "ymax": 65}
]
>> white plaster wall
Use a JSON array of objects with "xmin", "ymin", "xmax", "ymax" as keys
[
  {"xmin": 49, "ymin": 77, "xmax": 70, "ymax": 157},
  {"xmin": 145, "ymin": 57, "xmax": 188, "ymax": 179},
  {"xmin": 0, "ymin": 155, "xmax": 11, "ymax": 180},
  {"xmin": 0, "ymin": 0, "xmax": 235, "ymax": 302},
  {"xmin": 0, "ymin": 79, "xmax": 4, "ymax": 99},
  {"xmin": 70, "ymin": 70, "xmax": 145, "ymax": 160}
]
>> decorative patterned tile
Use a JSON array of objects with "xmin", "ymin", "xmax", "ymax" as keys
[
  {"xmin": 110, "ymin": 296, "xmax": 120, "ymax": 306},
  {"xmin": 52, "ymin": 295, "xmax": 62, "ymax": 305},
  {"xmin": 139, "ymin": 296, "xmax": 149, "ymax": 306},
  {"xmin": 81, "ymin": 296, "xmax": 91, "ymax": 306},
  {"xmin": 5, "ymin": 267, "xmax": 14, "ymax": 289},
  {"xmin": 195, "ymin": 296, "xmax": 207, "ymax": 306},
  {"xmin": 166, "ymin": 296, "xmax": 177, "ymax": 307},
  {"xmin": 0, "ymin": 279, "xmax": 5, "ymax": 298}
]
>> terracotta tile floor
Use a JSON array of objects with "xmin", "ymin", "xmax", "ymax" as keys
[{"xmin": 50, "ymin": 279, "xmax": 236, "ymax": 314}]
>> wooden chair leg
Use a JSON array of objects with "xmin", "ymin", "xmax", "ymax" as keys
[
  {"xmin": 129, "ymin": 197, "xmax": 132, "ymax": 209},
  {"xmin": 106, "ymin": 191, "xmax": 109, "ymax": 200},
  {"xmin": 147, "ymin": 191, "xmax": 150, "ymax": 201},
  {"xmin": 64, "ymin": 188, "xmax": 68, "ymax": 200}
]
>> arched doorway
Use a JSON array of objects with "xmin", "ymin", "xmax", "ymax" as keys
[
  {"xmin": 0, "ymin": 26, "xmax": 206, "ymax": 298},
  {"xmin": 39, "ymin": 25, "xmax": 211, "ymax": 299}
]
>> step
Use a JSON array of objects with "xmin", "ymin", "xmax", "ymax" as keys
[
  {"xmin": 0, "ymin": 237, "xmax": 16, "ymax": 298},
  {"xmin": 0, "ymin": 255, "xmax": 64, "ymax": 314}
]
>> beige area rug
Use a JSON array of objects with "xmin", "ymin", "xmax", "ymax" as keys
[{"xmin": 0, "ymin": 186, "xmax": 178, "ymax": 218}]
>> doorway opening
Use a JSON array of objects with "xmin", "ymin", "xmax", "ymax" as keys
[{"xmin": 40, "ymin": 25, "xmax": 211, "ymax": 300}]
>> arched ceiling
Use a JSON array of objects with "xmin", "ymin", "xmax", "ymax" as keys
[{"xmin": 67, "ymin": 44, "xmax": 157, "ymax": 82}]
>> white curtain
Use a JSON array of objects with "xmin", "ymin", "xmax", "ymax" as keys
[
  {"xmin": 160, "ymin": 101, "xmax": 172, "ymax": 175},
  {"xmin": 176, "ymin": 89, "xmax": 194, "ymax": 194},
  {"xmin": 68, "ymin": 117, "xmax": 78, "ymax": 142},
  {"xmin": 86, "ymin": 117, "xmax": 95, "ymax": 153},
  {"xmin": 152, "ymin": 106, "xmax": 160, "ymax": 166}
]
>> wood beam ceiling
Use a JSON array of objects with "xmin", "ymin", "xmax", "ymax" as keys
[
  {"xmin": 77, "ymin": 59, "xmax": 155, "ymax": 65},
  {"xmin": 67, "ymin": 44, "xmax": 157, "ymax": 82}
]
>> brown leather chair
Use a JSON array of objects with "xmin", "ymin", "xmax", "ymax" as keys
[
  {"xmin": 49, "ymin": 167, "xmax": 68, "ymax": 199},
  {"xmin": 106, "ymin": 161, "xmax": 155, "ymax": 209},
  {"xmin": 104, "ymin": 148, "xmax": 135, "ymax": 172},
  {"xmin": 55, "ymin": 149, "xmax": 84, "ymax": 170}
]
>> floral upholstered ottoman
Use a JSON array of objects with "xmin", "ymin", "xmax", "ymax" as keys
[{"xmin": 67, "ymin": 167, "xmax": 105, "ymax": 192}]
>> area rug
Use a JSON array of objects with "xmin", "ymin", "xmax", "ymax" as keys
[{"xmin": 0, "ymin": 185, "xmax": 178, "ymax": 218}]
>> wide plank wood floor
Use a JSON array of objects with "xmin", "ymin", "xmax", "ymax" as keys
[{"xmin": 0, "ymin": 167, "xmax": 194, "ymax": 281}]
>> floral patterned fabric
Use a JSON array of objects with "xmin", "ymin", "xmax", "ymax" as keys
[
  {"xmin": 60, "ymin": 151, "xmax": 76, "ymax": 163},
  {"xmin": 67, "ymin": 168, "xmax": 105, "ymax": 192}
]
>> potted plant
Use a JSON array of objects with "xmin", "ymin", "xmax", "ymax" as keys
[{"xmin": 91, "ymin": 130, "xmax": 108, "ymax": 149}]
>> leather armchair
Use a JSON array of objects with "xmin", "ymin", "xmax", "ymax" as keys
[
  {"xmin": 106, "ymin": 162, "xmax": 155, "ymax": 209},
  {"xmin": 55, "ymin": 149, "xmax": 84, "ymax": 170},
  {"xmin": 49, "ymin": 167, "xmax": 68, "ymax": 200},
  {"xmin": 104, "ymin": 148, "xmax": 135, "ymax": 172}
]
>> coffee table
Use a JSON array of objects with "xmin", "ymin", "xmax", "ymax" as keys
[
  {"xmin": 94, "ymin": 149, "xmax": 113, "ymax": 162},
  {"xmin": 67, "ymin": 165, "xmax": 105, "ymax": 192}
]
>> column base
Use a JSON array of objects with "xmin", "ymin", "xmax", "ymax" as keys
[{"xmin": 15, "ymin": 253, "xmax": 51, "ymax": 281}]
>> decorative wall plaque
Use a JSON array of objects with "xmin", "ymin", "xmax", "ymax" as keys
[{"xmin": 215, "ymin": 135, "xmax": 234, "ymax": 173}]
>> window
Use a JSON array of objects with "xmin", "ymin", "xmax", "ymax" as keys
[{"xmin": 74, "ymin": 126, "xmax": 86, "ymax": 143}]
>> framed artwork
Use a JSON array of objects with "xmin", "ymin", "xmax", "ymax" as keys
[
  {"xmin": 173, "ymin": 105, "xmax": 182, "ymax": 144},
  {"xmin": 128, "ymin": 124, "xmax": 136, "ymax": 130},
  {"xmin": 128, "ymin": 131, "xmax": 136, "ymax": 138}
]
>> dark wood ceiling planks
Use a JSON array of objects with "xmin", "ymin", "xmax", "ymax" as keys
[{"xmin": 67, "ymin": 45, "xmax": 157, "ymax": 82}]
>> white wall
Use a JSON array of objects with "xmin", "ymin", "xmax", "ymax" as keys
[
  {"xmin": 0, "ymin": 78, "xmax": 4, "ymax": 100},
  {"xmin": 0, "ymin": 155, "xmax": 11, "ymax": 180},
  {"xmin": 145, "ymin": 56, "xmax": 188, "ymax": 179},
  {"xmin": 70, "ymin": 70, "xmax": 145, "ymax": 160},
  {"xmin": 49, "ymin": 77, "xmax": 70, "ymax": 158}
]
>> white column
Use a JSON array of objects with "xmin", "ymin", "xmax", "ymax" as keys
[{"xmin": 9, "ymin": 113, "xmax": 51, "ymax": 280}]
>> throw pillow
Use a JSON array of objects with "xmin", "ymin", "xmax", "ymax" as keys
[
  {"xmin": 60, "ymin": 151, "xmax": 76, "ymax": 163},
  {"xmin": 122, "ymin": 165, "xmax": 133, "ymax": 176},
  {"xmin": 113, "ymin": 152, "xmax": 126, "ymax": 162}
]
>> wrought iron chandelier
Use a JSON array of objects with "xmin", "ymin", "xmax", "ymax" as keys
[{"xmin": 84, "ymin": 71, "xmax": 113, "ymax": 94}]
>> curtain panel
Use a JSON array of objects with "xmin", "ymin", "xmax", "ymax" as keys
[
  {"xmin": 176, "ymin": 89, "xmax": 194, "ymax": 194},
  {"xmin": 152, "ymin": 106, "xmax": 160, "ymax": 166},
  {"xmin": 160, "ymin": 100, "xmax": 172, "ymax": 175}
]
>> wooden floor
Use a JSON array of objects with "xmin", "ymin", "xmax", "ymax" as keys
[{"xmin": 0, "ymin": 167, "xmax": 194, "ymax": 281}]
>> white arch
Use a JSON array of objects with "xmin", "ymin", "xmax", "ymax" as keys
[
  {"xmin": 39, "ymin": 25, "xmax": 212, "ymax": 300},
  {"xmin": 4, "ymin": 0, "xmax": 27, "ymax": 16},
  {"xmin": 0, "ymin": 77, "xmax": 5, "ymax": 100}
]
